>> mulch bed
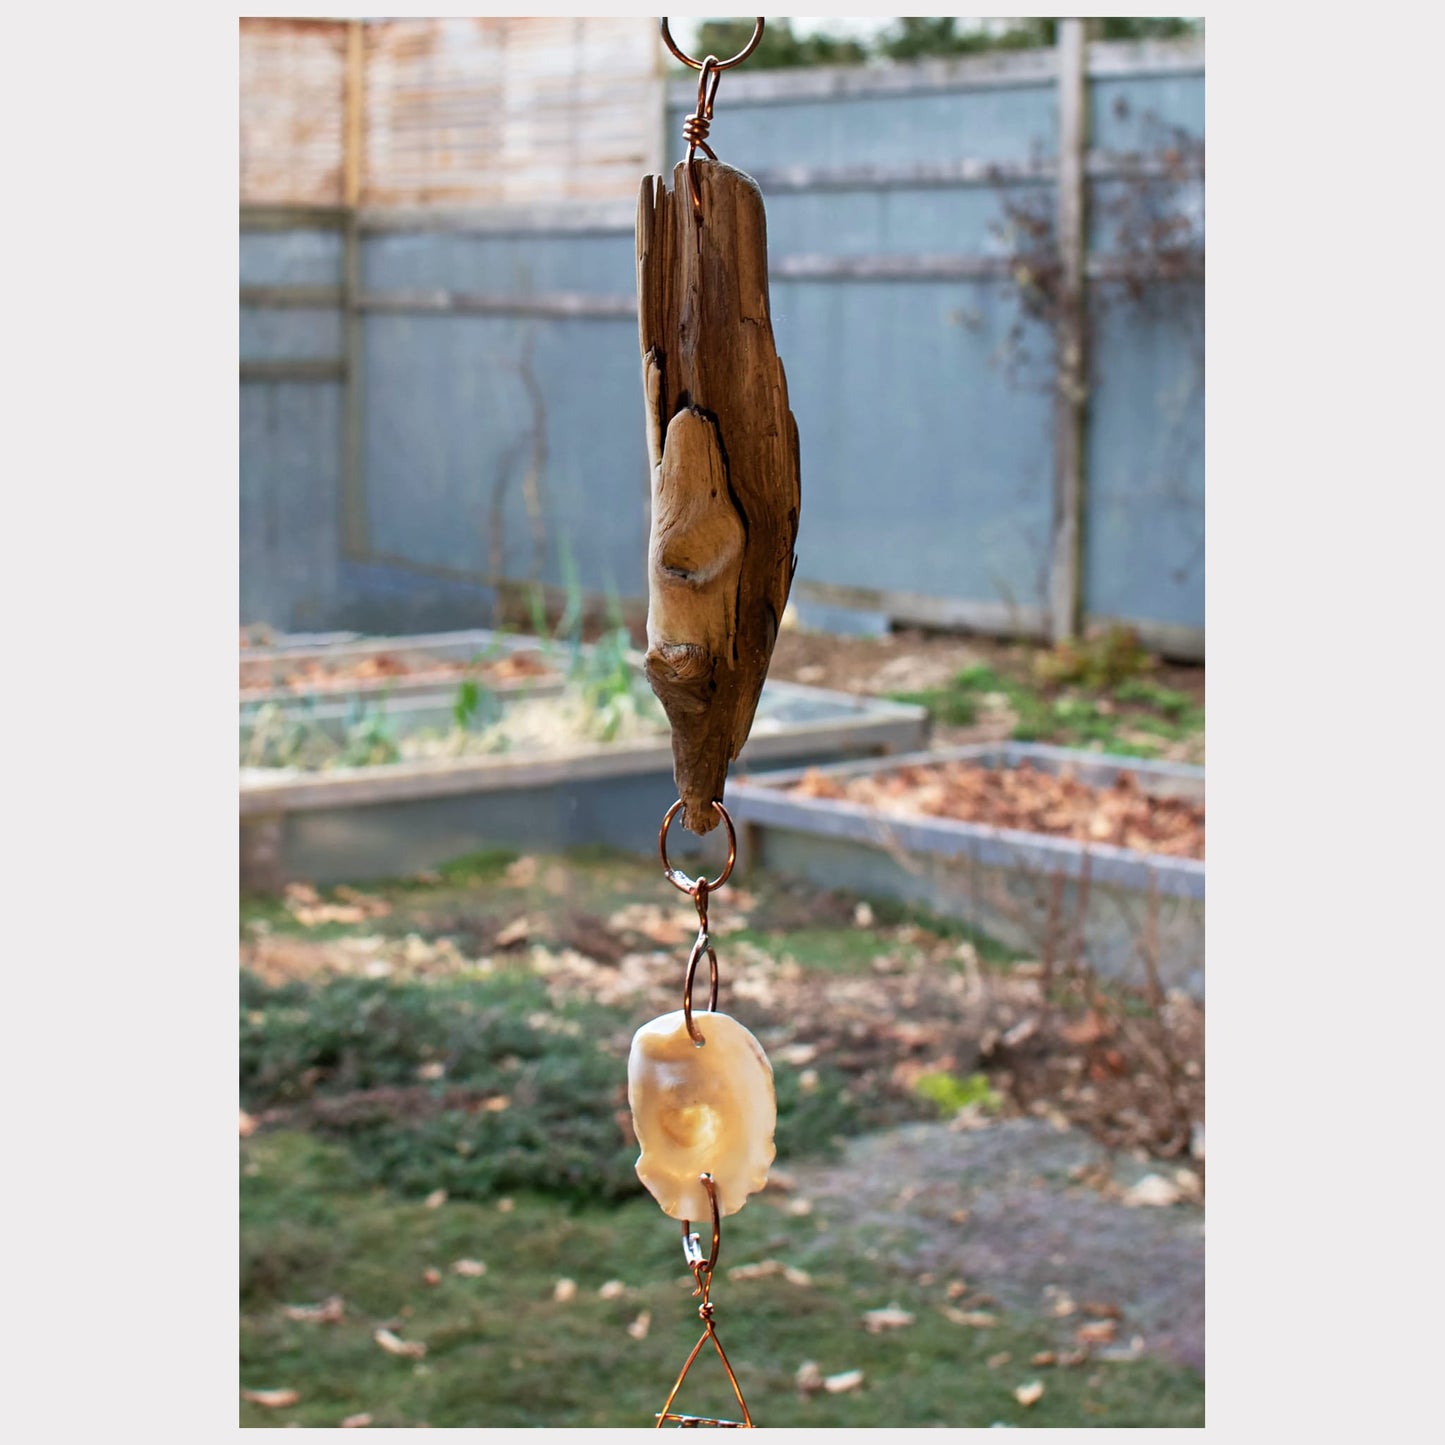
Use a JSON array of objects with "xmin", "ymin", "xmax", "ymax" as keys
[
  {"xmin": 788, "ymin": 760, "xmax": 1204, "ymax": 860},
  {"xmin": 239, "ymin": 648, "xmax": 553, "ymax": 697}
]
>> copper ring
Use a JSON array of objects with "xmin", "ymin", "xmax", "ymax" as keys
[
  {"xmin": 658, "ymin": 799, "xmax": 736, "ymax": 895},
  {"xmin": 659, "ymin": 17, "xmax": 765, "ymax": 72}
]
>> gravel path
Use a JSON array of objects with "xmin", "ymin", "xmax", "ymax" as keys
[{"xmin": 790, "ymin": 1118, "xmax": 1205, "ymax": 1373}]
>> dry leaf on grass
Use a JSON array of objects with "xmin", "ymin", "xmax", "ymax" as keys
[
  {"xmin": 451, "ymin": 1258, "xmax": 486, "ymax": 1277},
  {"xmin": 340, "ymin": 1413, "xmax": 372, "ymax": 1427},
  {"xmin": 494, "ymin": 917, "xmax": 533, "ymax": 948},
  {"xmin": 422, "ymin": 1268, "xmax": 441, "ymax": 1287},
  {"xmin": 986, "ymin": 1352, "xmax": 1012, "ymax": 1369},
  {"xmin": 239, "ymin": 1110, "xmax": 258, "ymax": 1138},
  {"xmin": 626, "ymin": 1311, "xmax": 652, "ymax": 1340},
  {"xmin": 783, "ymin": 1266, "xmax": 813, "ymax": 1287},
  {"xmin": 1123, "ymin": 1173, "xmax": 1184, "ymax": 1207},
  {"xmin": 504, "ymin": 856, "xmax": 539, "ymax": 887},
  {"xmin": 862, "ymin": 1304, "xmax": 915, "ymax": 1334},
  {"xmin": 942, "ymin": 1307, "xmax": 997, "ymax": 1328},
  {"xmin": 373, "ymin": 1329, "xmax": 426, "ymax": 1359},
  {"xmin": 424, "ymin": 1189, "xmax": 448, "ymax": 1209},
  {"xmin": 552, "ymin": 1278, "xmax": 577, "ymax": 1303},
  {"xmin": 1014, "ymin": 1380, "xmax": 1045, "ymax": 1407},
  {"xmin": 945, "ymin": 1280, "xmax": 969, "ymax": 1300},
  {"xmin": 283, "ymin": 1294, "xmax": 345, "ymax": 1323},
  {"xmin": 795, "ymin": 1361, "xmax": 823, "ymax": 1395},
  {"xmin": 243, "ymin": 1389, "xmax": 301, "ymax": 1409},
  {"xmin": 598, "ymin": 1280, "xmax": 626, "ymax": 1299},
  {"xmin": 1075, "ymin": 1320, "xmax": 1118, "ymax": 1346},
  {"xmin": 731, "ymin": 1260, "xmax": 783, "ymax": 1282},
  {"xmin": 824, "ymin": 1369, "xmax": 865, "ymax": 1394},
  {"xmin": 605, "ymin": 903, "xmax": 694, "ymax": 948}
]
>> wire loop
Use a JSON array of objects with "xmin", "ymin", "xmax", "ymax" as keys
[
  {"xmin": 658, "ymin": 799, "xmax": 736, "ymax": 896},
  {"xmin": 659, "ymin": 18, "xmax": 765, "ymax": 72},
  {"xmin": 682, "ymin": 929, "xmax": 719, "ymax": 1045}
]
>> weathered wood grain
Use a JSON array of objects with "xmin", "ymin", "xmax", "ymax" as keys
[{"xmin": 637, "ymin": 159, "xmax": 801, "ymax": 834}]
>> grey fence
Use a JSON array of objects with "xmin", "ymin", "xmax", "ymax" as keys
[{"xmin": 240, "ymin": 33, "xmax": 1203, "ymax": 656}]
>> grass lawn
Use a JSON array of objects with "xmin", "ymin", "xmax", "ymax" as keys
[{"xmin": 240, "ymin": 848, "xmax": 1204, "ymax": 1428}]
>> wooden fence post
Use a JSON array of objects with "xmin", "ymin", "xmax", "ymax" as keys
[
  {"xmin": 341, "ymin": 18, "xmax": 367, "ymax": 558},
  {"xmin": 1049, "ymin": 18, "xmax": 1090, "ymax": 645}
]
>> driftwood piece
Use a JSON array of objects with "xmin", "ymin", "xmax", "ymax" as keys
[{"xmin": 637, "ymin": 159, "xmax": 801, "ymax": 834}]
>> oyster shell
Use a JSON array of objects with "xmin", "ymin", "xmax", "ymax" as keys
[{"xmin": 627, "ymin": 1009, "xmax": 776, "ymax": 1220}]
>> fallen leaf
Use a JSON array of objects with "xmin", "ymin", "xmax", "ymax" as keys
[
  {"xmin": 598, "ymin": 1280, "xmax": 626, "ymax": 1299},
  {"xmin": 415, "ymin": 1061, "xmax": 445, "ymax": 1082},
  {"xmin": 424, "ymin": 1189, "xmax": 448, "ymax": 1210},
  {"xmin": 1080, "ymin": 1300, "xmax": 1123, "ymax": 1320},
  {"xmin": 340, "ymin": 1414, "xmax": 372, "ymax": 1428},
  {"xmin": 239, "ymin": 1110, "xmax": 258, "ymax": 1138},
  {"xmin": 942, "ymin": 1307, "xmax": 997, "ymax": 1328},
  {"xmin": 504, "ymin": 856, "xmax": 539, "ymax": 887},
  {"xmin": 479, "ymin": 1095, "xmax": 510, "ymax": 1113},
  {"xmin": 243, "ymin": 1388, "xmax": 300, "ymax": 1409},
  {"xmin": 1048, "ymin": 1292, "xmax": 1078, "ymax": 1318},
  {"xmin": 495, "ymin": 917, "xmax": 533, "ymax": 948},
  {"xmin": 451, "ymin": 1258, "xmax": 487, "ymax": 1278},
  {"xmin": 553, "ymin": 1278, "xmax": 578, "ymax": 1303},
  {"xmin": 1075, "ymin": 1320, "xmax": 1118, "ymax": 1346},
  {"xmin": 422, "ymin": 1268, "xmax": 442, "ymax": 1287},
  {"xmin": 853, "ymin": 902, "xmax": 875, "ymax": 927},
  {"xmin": 1002, "ymin": 1015, "xmax": 1040, "ymax": 1049},
  {"xmin": 862, "ymin": 1304, "xmax": 915, "ymax": 1334},
  {"xmin": 1123, "ymin": 1173, "xmax": 1183, "ymax": 1208},
  {"xmin": 373, "ymin": 1329, "xmax": 426, "ymax": 1359},
  {"xmin": 731, "ymin": 1260, "xmax": 783, "ymax": 1282},
  {"xmin": 1060, "ymin": 1010, "xmax": 1111, "ymax": 1047},
  {"xmin": 626, "ymin": 1311, "xmax": 651, "ymax": 1340},
  {"xmin": 1014, "ymin": 1380, "xmax": 1045, "ymax": 1407},
  {"xmin": 950, "ymin": 1208, "xmax": 971, "ymax": 1225},
  {"xmin": 986, "ymin": 1352, "xmax": 1012, "ymax": 1369},
  {"xmin": 783, "ymin": 1266, "xmax": 813, "ymax": 1287},
  {"xmin": 283, "ymin": 1294, "xmax": 345, "ymax": 1324},
  {"xmin": 824, "ymin": 1369, "xmax": 865, "ymax": 1394},
  {"xmin": 1031, "ymin": 1351, "xmax": 1057, "ymax": 1367},
  {"xmin": 787, "ymin": 1198, "xmax": 814, "ymax": 1217},
  {"xmin": 946, "ymin": 1280, "xmax": 969, "ymax": 1300},
  {"xmin": 796, "ymin": 1361, "xmax": 823, "ymax": 1394},
  {"xmin": 497, "ymin": 1198, "xmax": 515, "ymax": 1213}
]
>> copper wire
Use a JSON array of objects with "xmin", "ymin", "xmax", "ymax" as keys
[
  {"xmin": 655, "ymin": 1174, "xmax": 754, "ymax": 1428},
  {"xmin": 658, "ymin": 19, "xmax": 766, "ymax": 221}
]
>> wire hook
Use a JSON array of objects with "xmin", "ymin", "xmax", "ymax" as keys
[{"xmin": 659, "ymin": 19, "xmax": 765, "ymax": 220}]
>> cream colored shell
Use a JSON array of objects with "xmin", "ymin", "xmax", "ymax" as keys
[{"xmin": 627, "ymin": 1009, "xmax": 776, "ymax": 1221}]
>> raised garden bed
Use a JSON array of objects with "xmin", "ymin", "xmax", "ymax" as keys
[
  {"xmin": 240, "ymin": 679, "xmax": 929, "ymax": 892},
  {"xmin": 726, "ymin": 744, "xmax": 1205, "ymax": 997},
  {"xmin": 240, "ymin": 628, "xmax": 557, "ymax": 710}
]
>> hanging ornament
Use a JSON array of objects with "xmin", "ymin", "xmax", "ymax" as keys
[{"xmin": 628, "ymin": 18, "xmax": 800, "ymax": 1428}]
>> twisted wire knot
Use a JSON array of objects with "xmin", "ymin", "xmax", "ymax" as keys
[{"xmin": 681, "ymin": 110, "xmax": 712, "ymax": 152}]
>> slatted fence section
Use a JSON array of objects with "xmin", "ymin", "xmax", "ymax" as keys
[{"xmin": 239, "ymin": 22, "xmax": 1204, "ymax": 655}]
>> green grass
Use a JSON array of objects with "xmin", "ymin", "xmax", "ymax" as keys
[
  {"xmin": 887, "ymin": 658, "xmax": 1203, "ymax": 759},
  {"xmin": 241, "ymin": 1132, "xmax": 1205, "ymax": 1428},
  {"xmin": 240, "ymin": 957, "xmax": 865, "ymax": 1208}
]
